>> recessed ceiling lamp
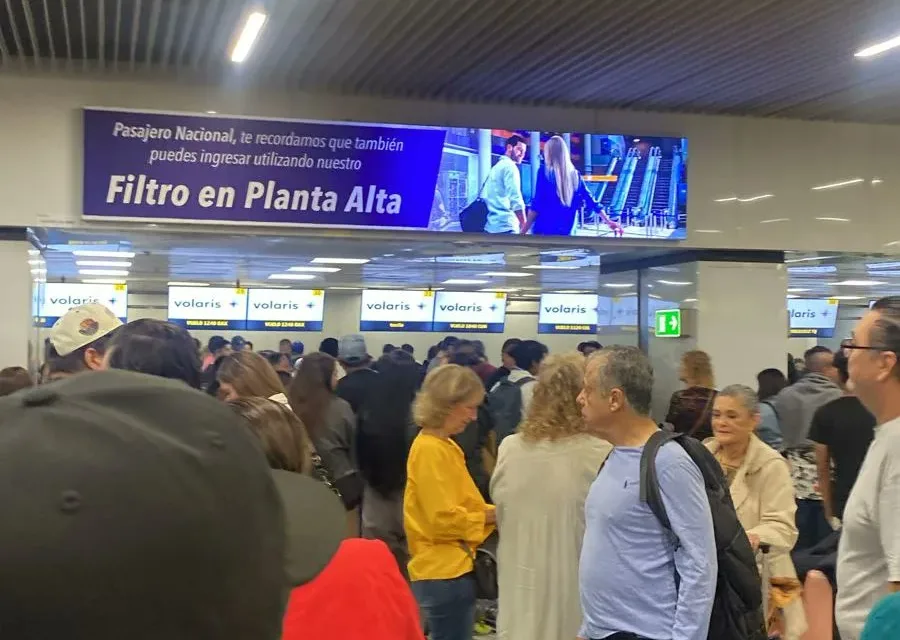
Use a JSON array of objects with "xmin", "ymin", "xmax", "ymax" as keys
[
  {"xmin": 855, "ymin": 34, "xmax": 900, "ymax": 58},
  {"xmin": 230, "ymin": 11, "xmax": 267, "ymax": 63},
  {"xmin": 311, "ymin": 257, "xmax": 370, "ymax": 265},
  {"xmin": 287, "ymin": 266, "xmax": 341, "ymax": 273},
  {"xmin": 830, "ymin": 280, "xmax": 886, "ymax": 286},
  {"xmin": 268, "ymin": 273, "xmax": 317, "ymax": 281},
  {"xmin": 72, "ymin": 250, "xmax": 136, "ymax": 258},
  {"xmin": 79, "ymin": 269, "xmax": 129, "ymax": 276},
  {"xmin": 478, "ymin": 272, "xmax": 533, "ymax": 277},
  {"xmin": 76, "ymin": 260, "xmax": 133, "ymax": 268},
  {"xmin": 811, "ymin": 178, "xmax": 864, "ymax": 191},
  {"xmin": 443, "ymin": 279, "xmax": 488, "ymax": 285}
]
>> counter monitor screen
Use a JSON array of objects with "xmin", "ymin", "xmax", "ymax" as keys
[
  {"xmin": 359, "ymin": 289, "xmax": 436, "ymax": 332},
  {"xmin": 538, "ymin": 293, "xmax": 599, "ymax": 334},
  {"xmin": 432, "ymin": 291, "xmax": 507, "ymax": 333},
  {"xmin": 167, "ymin": 286, "xmax": 249, "ymax": 330},
  {"xmin": 246, "ymin": 289, "xmax": 325, "ymax": 331},
  {"xmin": 788, "ymin": 298, "xmax": 839, "ymax": 338}
]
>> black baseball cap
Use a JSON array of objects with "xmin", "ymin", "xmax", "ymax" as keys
[
  {"xmin": 208, "ymin": 335, "xmax": 230, "ymax": 352},
  {"xmin": 0, "ymin": 370, "xmax": 286, "ymax": 639}
]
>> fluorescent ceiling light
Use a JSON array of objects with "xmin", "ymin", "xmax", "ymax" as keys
[
  {"xmin": 206, "ymin": 110, "xmax": 217, "ymax": 114},
  {"xmin": 657, "ymin": 279, "xmax": 693, "ymax": 286},
  {"xmin": 738, "ymin": 194, "xmax": 774, "ymax": 203},
  {"xmin": 649, "ymin": 294, "xmax": 662, "ymax": 299},
  {"xmin": 477, "ymin": 272, "xmax": 533, "ymax": 277},
  {"xmin": 443, "ymin": 279, "xmax": 488, "ymax": 285},
  {"xmin": 79, "ymin": 269, "xmax": 129, "ymax": 276},
  {"xmin": 76, "ymin": 260, "xmax": 133, "ymax": 268},
  {"xmin": 760, "ymin": 218, "xmax": 790, "ymax": 224},
  {"xmin": 714, "ymin": 197, "xmax": 739, "ymax": 203},
  {"xmin": 830, "ymin": 295, "xmax": 866, "ymax": 301},
  {"xmin": 230, "ymin": 11, "xmax": 267, "ymax": 63},
  {"xmin": 311, "ymin": 257, "xmax": 370, "ymax": 265},
  {"xmin": 787, "ymin": 288, "xmax": 812, "ymax": 293},
  {"xmin": 81, "ymin": 278, "xmax": 126, "ymax": 284},
  {"xmin": 815, "ymin": 217, "xmax": 851, "ymax": 222},
  {"xmin": 830, "ymin": 280, "xmax": 886, "ymax": 286},
  {"xmin": 784, "ymin": 255, "xmax": 839, "ymax": 264},
  {"xmin": 694, "ymin": 229, "xmax": 722, "ymax": 234},
  {"xmin": 28, "ymin": 259, "xmax": 42, "ymax": 266},
  {"xmin": 855, "ymin": 34, "xmax": 900, "ymax": 58},
  {"xmin": 682, "ymin": 298, "xmax": 698, "ymax": 303},
  {"xmin": 787, "ymin": 265, "xmax": 837, "ymax": 274},
  {"xmin": 523, "ymin": 264, "xmax": 580, "ymax": 270},
  {"xmin": 168, "ymin": 281, "xmax": 210, "ymax": 287},
  {"xmin": 867, "ymin": 262, "xmax": 900, "ymax": 270},
  {"xmin": 811, "ymin": 178, "xmax": 864, "ymax": 191},
  {"xmin": 268, "ymin": 273, "xmax": 317, "ymax": 281},
  {"xmin": 72, "ymin": 250, "xmax": 136, "ymax": 258},
  {"xmin": 603, "ymin": 283, "xmax": 634, "ymax": 288},
  {"xmin": 786, "ymin": 294, "xmax": 799, "ymax": 299},
  {"xmin": 28, "ymin": 249, "xmax": 40, "ymax": 256},
  {"xmin": 287, "ymin": 266, "xmax": 341, "ymax": 273},
  {"xmin": 872, "ymin": 178, "xmax": 884, "ymax": 185}
]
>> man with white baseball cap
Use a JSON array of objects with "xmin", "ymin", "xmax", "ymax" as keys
[{"xmin": 45, "ymin": 303, "xmax": 123, "ymax": 378}]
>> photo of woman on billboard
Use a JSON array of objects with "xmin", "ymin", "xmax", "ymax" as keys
[{"xmin": 521, "ymin": 135, "xmax": 623, "ymax": 237}]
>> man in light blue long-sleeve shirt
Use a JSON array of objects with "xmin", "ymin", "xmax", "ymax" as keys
[
  {"xmin": 482, "ymin": 134, "xmax": 527, "ymax": 233},
  {"xmin": 577, "ymin": 346, "xmax": 717, "ymax": 640}
]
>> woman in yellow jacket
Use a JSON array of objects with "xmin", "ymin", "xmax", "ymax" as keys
[{"xmin": 404, "ymin": 364, "xmax": 495, "ymax": 640}]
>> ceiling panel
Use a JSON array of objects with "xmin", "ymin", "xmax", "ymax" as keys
[{"xmin": 4, "ymin": 0, "xmax": 900, "ymax": 123}]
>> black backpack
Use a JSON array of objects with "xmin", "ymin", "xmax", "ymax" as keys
[
  {"xmin": 485, "ymin": 376, "xmax": 534, "ymax": 444},
  {"xmin": 640, "ymin": 431, "xmax": 767, "ymax": 640}
]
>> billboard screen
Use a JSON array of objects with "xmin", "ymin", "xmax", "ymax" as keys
[{"xmin": 83, "ymin": 109, "xmax": 687, "ymax": 240}]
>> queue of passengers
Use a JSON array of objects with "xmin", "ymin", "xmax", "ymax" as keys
[{"xmin": 3, "ymin": 299, "xmax": 899, "ymax": 639}]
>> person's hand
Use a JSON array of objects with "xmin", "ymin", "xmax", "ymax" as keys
[
  {"xmin": 748, "ymin": 533, "xmax": 761, "ymax": 551},
  {"xmin": 485, "ymin": 509, "xmax": 497, "ymax": 525},
  {"xmin": 608, "ymin": 220, "xmax": 624, "ymax": 236}
]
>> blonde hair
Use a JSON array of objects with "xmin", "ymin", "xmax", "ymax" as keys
[
  {"xmin": 543, "ymin": 135, "xmax": 578, "ymax": 207},
  {"xmin": 217, "ymin": 350, "xmax": 286, "ymax": 399},
  {"xmin": 228, "ymin": 397, "xmax": 314, "ymax": 475},
  {"xmin": 413, "ymin": 364, "xmax": 485, "ymax": 431},
  {"xmin": 519, "ymin": 352, "xmax": 587, "ymax": 441},
  {"xmin": 681, "ymin": 350, "xmax": 715, "ymax": 388}
]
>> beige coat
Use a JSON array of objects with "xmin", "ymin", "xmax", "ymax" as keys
[{"xmin": 705, "ymin": 435, "xmax": 808, "ymax": 639}]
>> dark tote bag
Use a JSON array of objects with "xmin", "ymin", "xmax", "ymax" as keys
[{"xmin": 458, "ymin": 177, "xmax": 490, "ymax": 232}]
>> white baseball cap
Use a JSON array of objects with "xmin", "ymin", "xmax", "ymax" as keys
[{"xmin": 49, "ymin": 304, "xmax": 123, "ymax": 356}]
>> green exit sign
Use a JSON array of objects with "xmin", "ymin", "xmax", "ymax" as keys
[{"xmin": 655, "ymin": 309, "xmax": 682, "ymax": 337}]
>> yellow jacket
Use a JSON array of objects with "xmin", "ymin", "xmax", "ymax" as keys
[{"xmin": 404, "ymin": 432, "xmax": 495, "ymax": 581}]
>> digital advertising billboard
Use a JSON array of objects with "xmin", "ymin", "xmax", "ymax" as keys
[
  {"xmin": 246, "ymin": 289, "xmax": 325, "ymax": 331},
  {"xmin": 359, "ymin": 290, "xmax": 436, "ymax": 332},
  {"xmin": 83, "ymin": 108, "xmax": 688, "ymax": 240}
]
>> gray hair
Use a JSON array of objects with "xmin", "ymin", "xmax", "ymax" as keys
[
  {"xmin": 717, "ymin": 384, "xmax": 760, "ymax": 414},
  {"xmin": 871, "ymin": 297, "xmax": 900, "ymax": 378},
  {"xmin": 589, "ymin": 345, "xmax": 653, "ymax": 416}
]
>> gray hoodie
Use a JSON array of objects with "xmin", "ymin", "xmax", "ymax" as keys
[{"xmin": 772, "ymin": 373, "xmax": 842, "ymax": 449}]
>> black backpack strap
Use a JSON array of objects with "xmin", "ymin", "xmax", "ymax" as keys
[
  {"xmin": 639, "ymin": 430, "xmax": 683, "ymax": 532},
  {"xmin": 512, "ymin": 375, "xmax": 535, "ymax": 388}
]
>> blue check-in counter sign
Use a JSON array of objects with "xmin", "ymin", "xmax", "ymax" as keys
[
  {"xmin": 433, "ymin": 292, "xmax": 507, "ymax": 333},
  {"xmin": 246, "ymin": 289, "xmax": 325, "ymax": 331},
  {"xmin": 788, "ymin": 298, "xmax": 840, "ymax": 338},
  {"xmin": 538, "ymin": 293, "xmax": 599, "ymax": 334},
  {"xmin": 167, "ymin": 286, "xmax": 249, "ymax": 330},
  {"xmin": 360, "ymin": 289, "xmax": 436, "ymax": 332},
  {"xmin": 36, "ymin": 283, "xmax": 128, "ymax": 327}
]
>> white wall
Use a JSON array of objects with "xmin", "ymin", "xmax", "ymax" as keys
[{"xmin": 3, "ymin": 71, "xmax": 900, "ymax": 254}]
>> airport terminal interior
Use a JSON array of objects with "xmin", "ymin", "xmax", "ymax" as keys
[{"xmin": 5, "ymin": 0, "xmax": 900, "ymax": 638}]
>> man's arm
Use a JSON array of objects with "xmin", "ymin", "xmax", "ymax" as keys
[
  {"xmin": 502, "ymin": 161, "xmax": 526, "ymax": 229},
  {"xmin": 878, "ymin": 454, "xmax": 900, "ymax": 593},
  {"xmin": 658, "ymin": 454, "xmax": 718, "ymax": 640}
]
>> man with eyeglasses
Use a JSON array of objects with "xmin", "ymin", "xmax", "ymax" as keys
[{"xmin": 836, "ymin": 297, "xmax": 900, "ymax": 640}]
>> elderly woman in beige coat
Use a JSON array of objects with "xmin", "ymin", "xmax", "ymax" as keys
[{"xmin": 706, "ymin": 384, "xmax": 807, "ymax": 640}]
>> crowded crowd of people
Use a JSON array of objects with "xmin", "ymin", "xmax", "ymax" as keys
[{"xmin": 2, "ymin": 298, "xmax": 898, "ymax": 639}]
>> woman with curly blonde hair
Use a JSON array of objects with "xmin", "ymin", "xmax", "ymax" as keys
[{"xmin": 489, "ymin": 352, "xmax": 612, "ymax": 640}]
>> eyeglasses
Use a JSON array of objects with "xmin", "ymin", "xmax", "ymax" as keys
[{"xmin": 840, "ymin": 339, "xmax": 898, "ymax": 354}]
